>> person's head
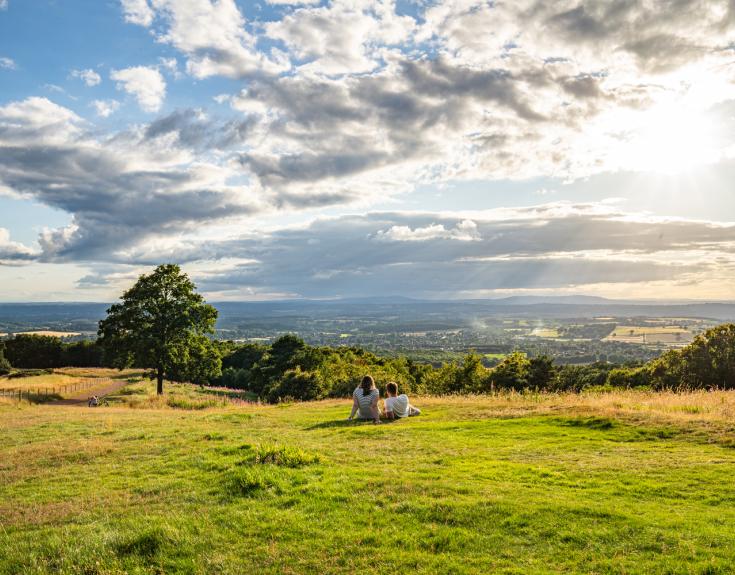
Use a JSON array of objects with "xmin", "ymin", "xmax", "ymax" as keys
[
  {"xmin": 361, "ymin": 375, "xmax": 375, "ymax": 396},
  {"xmin": 386, "ymin": 381, "xmax": 398, "ymax": 397}
]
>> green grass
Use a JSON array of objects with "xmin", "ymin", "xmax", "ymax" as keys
[{"xmin": 2, "ymin": 383, "xmax": 735, "ymax": 574}]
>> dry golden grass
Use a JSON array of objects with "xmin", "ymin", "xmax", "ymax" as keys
[
  {"xmin": 0, "ymin": 373, "xmax": 85, "ymax": 391},
  {"xmin": 54, "ymin": 367, "xmax": 143, "ymax": 378},
  {"xmin": 411, "ymin": 389, "xmax": 735, "ymax": 430}
]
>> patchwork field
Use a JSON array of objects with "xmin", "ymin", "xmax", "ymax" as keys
[
  {"xmin": 530, "ymin": 327, "xmax": 560, "ymax": 338},
  {"xmin": 604, "ymin": 325, "xmax": 694, "ymax": 345},
  {"xmin": 2, "ymin": 374, "xmax": 735, "ymax": 574},
  {"xmin": 12, "ymin": 331, "xmax": 83, "ymax": 338}
]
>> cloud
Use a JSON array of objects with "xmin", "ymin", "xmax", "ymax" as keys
[
  {"xmin": 124, "ymin": 0, "xmax": 288, "ymax": 78},
  {"xmin": 165, "ymin": 205, "xmax": 735, "ymax": 299},
  {"xmin": 71, "ymin": 68, "xmax": 101, "ymax": 87},
  {"xmin": 376, "ymin": 220, "xmax": 480, "ymax": 242},
  {"xmin": 0, "ymin": 228, "xmax": 36, "ymax": 263},
  {"xmin": 63, "ymin": 202, "xmax": 735, "ymax": 299},
  {"xmin": 0, "ymin": 97, "xmax": 266, "ymax": 261},
  {"xmin": 0, "ymin": 57, "xmax": 16, "ymax": 70},
  {"xmin": 120, "ymin": 0, "xmax": 154, "ymax": 26},
  {"xmin": 0, "ymin": 1, "xmax": 7, "ymax": 10},
  {"xmin": 91, "ymin": 99, "xmax": 120, "ymax": 118},
  {"xmin": 111, "ymin": 66, "xmax": 166, "ymax": 112},
  {"xmin": 265, "ymin": 0, "xmax": 415, "ymax": 75}
]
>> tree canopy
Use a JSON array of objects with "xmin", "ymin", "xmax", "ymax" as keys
[{"xmin": 98, "ymin": 264, "xmax": 220, "ymax": 394}]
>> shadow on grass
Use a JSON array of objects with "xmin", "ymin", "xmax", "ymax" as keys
[
  {"xmin": 306, "ymin": 418, "xmax": 400, "ymax": 430},
  {"xmin": 26, "ymin": 393, "xmax": 64, "ymax": 404}
]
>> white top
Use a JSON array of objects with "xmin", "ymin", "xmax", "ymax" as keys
[
  {"xmin": 353, "ymin": 387, "xmax": 379, "ymax": 419},
  {"xmin": 385, "ymin": 394, "xmax": 410, "ymax": 418}
]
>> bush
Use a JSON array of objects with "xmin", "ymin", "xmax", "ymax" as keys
[{"xmin": 0, "ymin": 356, "xmax": 10, "ymax": 376}]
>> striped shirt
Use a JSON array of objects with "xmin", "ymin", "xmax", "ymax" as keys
[{"xmin": 353, "ymin": 387, "xmax": 379, "ymax": 419}]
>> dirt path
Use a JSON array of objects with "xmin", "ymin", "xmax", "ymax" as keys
[{"xmin": 50, "ymin": 379, "xmax": 130, "ymax": 406}]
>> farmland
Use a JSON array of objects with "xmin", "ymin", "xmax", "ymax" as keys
[
  {"xmin": 604, "ymin": 325, "xmax": 694, "ymax": 346},
  {"xmin": 2, "ymin": 371, "xmax": 735, "ymax": 574}
]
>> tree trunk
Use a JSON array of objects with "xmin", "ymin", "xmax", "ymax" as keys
[{"xmin": 157, "ymin": 366, "xmax": 164, "ymax": 395}]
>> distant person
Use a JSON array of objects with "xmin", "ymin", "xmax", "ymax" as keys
[
  {"xmin": 347, "ymin": 375, "xmax": 381, "ymax": 424},
  {"xmin": 383, "ymin": 382, "xmax": 420, "ymax": 420},
  {"xmin": 88, "ymin": 395, "xmax": 99, "ymax": 407}
]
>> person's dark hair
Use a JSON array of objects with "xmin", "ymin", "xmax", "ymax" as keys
[
  {"xmin": 361, "ymin": 375, "xmax": 375, "ymax": 396},
  {"xmin": 386, "ymin": 381, "xmax": 398, "ymax": 395}
]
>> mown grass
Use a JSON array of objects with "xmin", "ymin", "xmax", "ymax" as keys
[{"xmin": 2, "ymin": 380, "xmax": 735, "ymax": 574}]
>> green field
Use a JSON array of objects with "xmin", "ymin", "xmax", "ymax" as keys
[{"xmin": 2, "ymin": 379, "xmax": 735, "ymax": 574}]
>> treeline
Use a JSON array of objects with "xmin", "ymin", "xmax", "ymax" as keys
[
  {"xmin": 3, "ymin": 324, "xmax": 735, "ymax": 401},
  {"xmin": 2, "ymin": 335, "xmax": 104, "ymax": 370},
  {"xmin": 213, "ymin": 324, "xmax": 735, "ymax": 400}
]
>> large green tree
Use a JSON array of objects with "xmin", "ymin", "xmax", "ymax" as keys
[{"xmin": 98, "ymin": 264, "xmax": 220, "ymax": 394}]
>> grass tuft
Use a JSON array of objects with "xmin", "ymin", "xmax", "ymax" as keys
[
  {"xmin": 226, "ymin": 468, "xmax": 280, "ymax": 497},
  {"xmin": 251, "ymin": 444, "xmax": 322, "ymax": 467}
]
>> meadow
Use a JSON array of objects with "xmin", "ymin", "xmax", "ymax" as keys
[{"xmin": 2, "ymin": 373, "xmax": 735, "ymax": 574}]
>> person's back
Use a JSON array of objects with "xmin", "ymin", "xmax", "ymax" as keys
[
  {"xmin": 347, "ymin": 375, "xmax": 381, "ymax": 423},
  {"xmin": 384, "ymin": 382, "xmax": 420, "ymax": 419},
  {"xmin": 385, "ymin": 392, "xmax": 410, "ymax": 418},
  {"xmin": 353, "ymin": 385, "xmax": 379, "ymax": 419}
]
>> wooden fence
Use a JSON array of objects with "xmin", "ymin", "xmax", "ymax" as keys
[{"xmin": 0, "ymin": 379, "xmax": 109, "ymax": 402}]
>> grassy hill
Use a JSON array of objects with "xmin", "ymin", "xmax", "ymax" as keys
[{"xmin": 2, "ymin": 376, "xmax": 735, "ymax": 574}]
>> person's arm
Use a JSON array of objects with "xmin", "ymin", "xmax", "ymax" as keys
[
  {"xmin": 370, "ymin": 394, "xmax": 380, "ymax": 424},
  {"xmin": 384, "ymin": 398, "xmax": 394, "ymax": 419},
  {"xmin": 348, "ymin": 395, "xmax": 359, "ymax": 419}
]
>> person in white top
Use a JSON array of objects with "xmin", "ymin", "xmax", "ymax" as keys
[
  {"xmin": 383, "ymin": 381, "xmax": 420, "ymax": 419},
  {"xmin": 347, "ymin": 375, "xmax": 381, "ymax": 424}
]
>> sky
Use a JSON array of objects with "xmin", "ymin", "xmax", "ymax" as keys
[{"xmin": 1, "ymin": 0, "xmax": 735, "ymax": 302}]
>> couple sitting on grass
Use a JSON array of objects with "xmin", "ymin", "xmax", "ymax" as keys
[{"xmin": 347, "ymin": 375, "xmax": 421, "ymax": 424}]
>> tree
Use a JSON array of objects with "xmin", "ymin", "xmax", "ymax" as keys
[
  {"xmin": 528, "ymin": 355, "xmax": 555, "ymax": 389},
  {"xmin": 488, "ymin": 351, "xmax": 532, "ymax": 391},
  {"xmin": 4, "ymin": 334, "xmax": 63, "ymax": 368},
  {"xmin": 98, "ymin": 264, "xmax": 219, "ymax": 394},
  {"xmin": 0, "ymin": 341, "xmax": 11, "ymax": 375}
]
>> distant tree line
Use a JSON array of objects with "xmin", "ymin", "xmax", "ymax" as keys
[
  {"xmin": 3, "ymin": 319, "xmax": 735, "ymax": 401},
  {"xmin": 3, "ymin": 335, "xmax": 104, "ymax": 370}
]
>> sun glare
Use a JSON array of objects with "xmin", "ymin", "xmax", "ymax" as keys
[{"xmin": 626, "ymin": 105, "xmax": 721, "ymax": 174}]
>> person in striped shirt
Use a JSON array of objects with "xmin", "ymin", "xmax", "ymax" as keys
[{"xmin": 347, "ymin": 375, "xmax": 381, "ymax": 424}]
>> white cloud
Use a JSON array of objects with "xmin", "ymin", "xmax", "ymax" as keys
[
  {"xmin": 110, "ymin": 66, "xmax": 166, "ymax": 112},
  {"xmin": 71, "ymin": 68, "xmax": 101, "ymax": 87},
  {"xmin": 139, "ymin": 0, "xmax": 289, "ymax": 78},
  {"xmin": 120, "ymin": 0, "xmax": 154, "ymax": 26},
  {"xmin": 0, "ymin": 57, "xmax": 16, "ymax": 70},
  {"xmin": 265, "ymin": 0, "xmax": 414, "ymax": 75},
  {"xmin": 376, "ymin": 220, "xmax": 480, "ymax": 242},
  {"xmin": 91, "ymin": 99, "xmax": 120, "ymax": 118},
  {"xmin": 0, "ymin": 1, "xmax": 7, "ymax": 11},
  {"xmin": 158, "ymin": 56, "xmax": 182, "ymax": 79},
  {"xmin": 0, "ymin": 228, "xmax": 37, "ymax": 263}
]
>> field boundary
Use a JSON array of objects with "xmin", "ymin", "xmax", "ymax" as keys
[{"xmin": 0, "ymin": 378, "xmax": 116, "ymax": 403}]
